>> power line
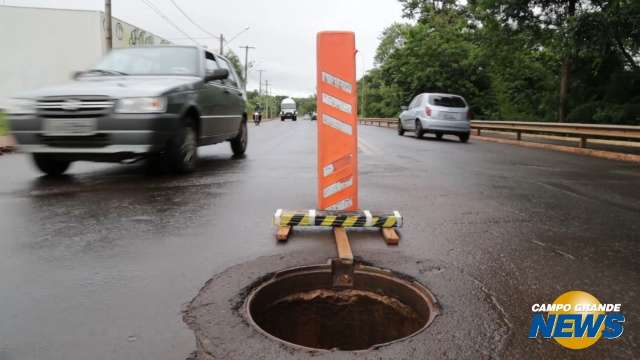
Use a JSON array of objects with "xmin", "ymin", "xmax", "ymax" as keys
[
  {"xmin": 167, "ymin": 0, "xmax": 219, "ymax": 40},
  {"xmin": 138, "ymin": 0, "xmax": 199, "ymax": 45}
]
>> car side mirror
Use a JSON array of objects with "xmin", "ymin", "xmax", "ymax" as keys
[
  {"xmin": 205, "ymin": 68, "xmax": 229, "ymax": 82},
  {"xmin": 401, "ymin": 106, "xmax": 408, "ymax": 111},
  {"xmin": 72, "ymin": 71, "xmax": 83, "ymax": 80}
]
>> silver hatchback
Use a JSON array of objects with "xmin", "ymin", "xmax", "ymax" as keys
[{"xmin": 398, "ymin": 93, "xmax": 471, "ymax": 142}]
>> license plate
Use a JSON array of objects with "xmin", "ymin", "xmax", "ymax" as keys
[
  {"xmin": 43, "ymin": 118, "xmax": 97, "ymax": 136},
  {"xmin": 442, "ymin": 112, "xmax": 459, "ymax": 120}
]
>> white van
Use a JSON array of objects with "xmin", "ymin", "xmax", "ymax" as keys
[{"xmin": 280, "ymin": 98, "xmax": 297, "ymax": 121}]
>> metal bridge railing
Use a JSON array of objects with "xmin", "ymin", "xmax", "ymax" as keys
[{"xmin": 358, "ymin": 118, "xmax": 640, "ymax": 149}]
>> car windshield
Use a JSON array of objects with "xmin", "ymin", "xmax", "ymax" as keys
[
  {"xmin": 94, "ymin": 47, "xmax": 198, "ymax": 76},
  {"xmin": 430, "ymin": 96, "xmax": 466, "ymax": 108}
]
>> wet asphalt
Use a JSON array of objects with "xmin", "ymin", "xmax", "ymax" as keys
[{"xmin": 0, "ymin": 119, "xmax": 638, "ymax": 360}]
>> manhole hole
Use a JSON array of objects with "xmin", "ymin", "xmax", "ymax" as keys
[{"xmin": 245, "ymin": 263, "xmax": 439, "ymax": 351}]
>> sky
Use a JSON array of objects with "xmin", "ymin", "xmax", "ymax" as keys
[{"xmin": 2, "ymin": 0, "xmax": 404, "ymax": 97}]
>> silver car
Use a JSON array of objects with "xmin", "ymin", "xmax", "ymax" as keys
[{"xmin": 398, "ymin": 93, "xmax": 471, "ymax": 142}]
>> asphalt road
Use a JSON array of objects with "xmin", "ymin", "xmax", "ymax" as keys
[{"xmin": 0, "ymin": 120, "xmax": 638, "ymax": 359}]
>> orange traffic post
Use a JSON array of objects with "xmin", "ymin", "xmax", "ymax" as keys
[
  {"xmin": 316, "ymin": 31, "xmax": 358, "ymax": 211},
  {"xmin": 273, "ymin": 31, "xmax": 402, "ymax": 245}
]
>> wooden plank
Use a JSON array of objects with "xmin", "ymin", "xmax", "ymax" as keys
[
  {"xmin": 381, "ymin": 228, "xmax": 400, "ymax": 246},
  {"xmin": 333, "ymin": 227, "xmax": 353, "ymax": 260},
  {"xmin": 276, "ymin": 226, "xmax": 292, "ymax": 242}
]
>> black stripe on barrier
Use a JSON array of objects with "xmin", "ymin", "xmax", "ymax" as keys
[
  {"xmin": 290, "ymin": 214, "xmax": 305, "ymax": 226},
  {"xmin": 333, "ymin": 215, "xmax": 347, "ymax": 227},
  {"xmin": 352, "ymin": 216, "xmax": 367, "ymax": 227},
  {"xmin": 374, "ymin": 218, "xmax": 386, "ymax": 227}
]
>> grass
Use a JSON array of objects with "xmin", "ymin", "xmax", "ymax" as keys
[{"xmin": 0, "ymin": 112, "xmax": 7, "ymax": 136}]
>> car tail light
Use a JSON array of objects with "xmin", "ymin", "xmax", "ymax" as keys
[{"xmin": 425, "ymin": 106, "xmax": 432, "ymax": 117}]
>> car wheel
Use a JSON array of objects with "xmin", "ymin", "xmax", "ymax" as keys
[
  {"xmin": 293, "ymin": 116, "xmax": 297, "ymax": 121},
  {"xmin": 32, "ymin": 154, "xmax": 71, "ymax": 176},
  {"xmin": 415, "ymin": 120, "xmax": 425, "ymax": 138},
  {"xmin": 436, "ymin": 133, "xmax": 443, "ymax": 140},
  {"xmin": 398, "ymin": 119, "xmax": 405, "ymax": 136},
  {"xmin": 459, "ymin": 133, "xmax": 470, "ymax": 143},
  {"xmin": 168, "ymin": 120, "xmax": 198, "ymax": 173},
  {"xmin": 281, "ymin": 117, "xmax": 285, "ymax": 121},
  {"xmin": 230, "ymin": 120, "xmax": 248, "ymax": 156}
]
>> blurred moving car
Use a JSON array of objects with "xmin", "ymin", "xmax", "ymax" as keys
[
  {"xmin": 311, "ymin": 111, "xmax": 317, "ymax": 121},
  {"xmin": 398, "ymin": 93, "xmax": 471, "ymax": 143},
  {"xmin": 7, "ymin": 46, "xmax": 248, "ymax": 175},
  {"xmin": 280, "ymin": 97, "xmax": 297, "ymax": 121}
]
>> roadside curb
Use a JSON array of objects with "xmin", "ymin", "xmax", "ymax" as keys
[
  {"xmin": 472, "ymin": 135, "xmax": 640, "ymax": 164},
  {"xmin": 0, "ymin": 135, "xmax": 16, "ymax": 155}
]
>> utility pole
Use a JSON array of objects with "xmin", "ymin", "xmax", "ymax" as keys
[
  {"xmin": 265, "ymin": 80, "xmax": 270, "ymax": 119},
  {"xmin": 257, "ymin": 70, "xmax": 265, "ymax": 95},
  {"xmin": 239, "ymin": 45, "xmax": 255, "ymax": 93},
  {"xmin": 257, "ymin": 69, "xmax": 265, "ymax": 113},
  {"xmin": 105, "ymin": 0, "xmax": 113, "ymax": 50},
  {"xmin": 219, "ymin": 34, "xmax": 224, "ymax": 55}
]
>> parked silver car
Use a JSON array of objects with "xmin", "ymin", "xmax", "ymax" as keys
[{"xmin": 398, "ymin": 93, "xmax": 471, "ymax": 142}]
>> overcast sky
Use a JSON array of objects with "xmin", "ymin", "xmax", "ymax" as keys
[{"xmin": 3, "ymin": 0, "xmax": 403, "ymax": 97}]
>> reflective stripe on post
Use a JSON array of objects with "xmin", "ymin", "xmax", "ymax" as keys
[{"xmin": 317, "ymin": 31, "xmax": 358, "ymax": 211}]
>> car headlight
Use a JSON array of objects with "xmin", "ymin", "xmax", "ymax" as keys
[
  {"xmin": 6, "ymin": 98, "xmax": 36, "ymax": 115},
  {"xmin": 115, "ymin": 97, "xmax": 167, "ymax": 113}
]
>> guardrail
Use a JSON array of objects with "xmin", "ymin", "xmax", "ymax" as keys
[
  {"xmin": 358, "ymin": 118, "xmax": 399, "ymax": 128},
  {"xmin": 358, "ymin": 118, "xmax": 640, "ymax": 149},
  {"xmin": 471, "ymin": 121, "xmax": 640, "ymax": 148}
]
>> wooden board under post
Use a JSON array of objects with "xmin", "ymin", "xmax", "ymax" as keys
[
  {"xmin": 276, "ymin": 226, "xmax": 292, "ymax": 242},
  {"xmin": 381, "ymin": 228, "xmax": 400, "ymax": 245},
  {"xmin": 333, "ymin": 227, "xmax": 353, "ymax": 260}
]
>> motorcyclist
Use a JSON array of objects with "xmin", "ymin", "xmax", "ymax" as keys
[{"xmin": 253, "ymin": 104, "xmax": 263, "ymax": 126}]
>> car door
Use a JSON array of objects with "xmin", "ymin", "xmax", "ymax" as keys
[
  {"xmin": 403, "ymin": 95, "xmax": 420, "ymax": 129},
  {"xmin": 200, "ymin": 52, "xmax": 227, "ymax": 141},
  {"xmin": 412, "ymin": 94, "xmax": 425, "ymax": 126},
  {"xmin": 215, "ymin": 56, "xmax": 245, "ymax": 136}
]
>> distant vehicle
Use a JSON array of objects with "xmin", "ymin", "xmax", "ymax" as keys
[
  {"xmin": 311, "ymin": 111, "xmax": 317, "ymax": 121},
  {"xmin": 253, "ymin": 105, "xmax": 262, "ymax": 126},
  {"xmin": 398, "ymin": 93, "xmax": 471, "ymax": 143},
  {"xmin": 7, "ymin": 45, "xmax": 248, "ymax": 176},
  {"xmin": 280, "ymin": 98, "xmax": 297, "ymax": 121}
]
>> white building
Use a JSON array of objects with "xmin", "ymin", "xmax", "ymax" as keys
[{"xmin": 0, "ymin": 5, "xmax": 170, "ymax": 106}]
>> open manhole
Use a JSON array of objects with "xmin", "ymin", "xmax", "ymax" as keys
[{"xmin": 245, "ymin": 263, "xmax": 440, "ymax": 351}]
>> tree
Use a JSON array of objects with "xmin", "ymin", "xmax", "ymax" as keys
[
  {"xmin": 471, "ymin": 0, "xmax": 640, "ymax": 121},
  {"xmin": 294, "ymin": 96, "xmax": 317, "ymax": 115},
  {"xmin": 374, "ymin": 23, "xmax": 412, "ymax": 65},
  {"xmin": 360, "ymin": 0, "xmax": 640, "ymax": 123},
  {"xmin": 224, "ymin": 50, "xmax": 245, "ymax": 86}
]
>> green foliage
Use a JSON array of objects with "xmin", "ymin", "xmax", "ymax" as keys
[
  {"xmin": 374, "ymin": 23, "xmax": 412, "ymax": 65},
  {"xmin": 622, "ymin": 103, "xmax": 640, "ymax": 125},
  {"xmin": 360, "ymin": 0, "xmax": 640, "ymax": 123},
  {"xmin": 224, "ymin": 50, "xmax": 245, "ymax": 86},
  {"xmin": 293, "ymin": 96, "xmax": 317, "ymax": 115},
  {"xmin": 566, "ymin": 102, "xmax": 640, "ymax": 125},
  {"xmin": 567, "ymin": 102, "xmax": 601, "ymax": 123},
  {"xmin": 0, "ymin": 112, "xmax": 7, "ymax": 136},
  {"xmin": 593, "ymin": 104, "xmax": 625, "ymax": 124},
  {"xmin": 246, "ymin": 91, "xmax": 308, "ymax": 119}
]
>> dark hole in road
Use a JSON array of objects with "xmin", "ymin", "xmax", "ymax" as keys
[{"xmin": 245, "ymin": 264, "xmax": 439, "ymax": 351}]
